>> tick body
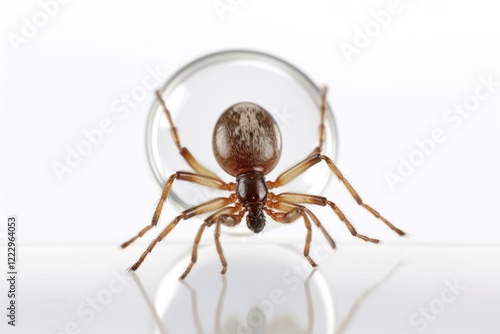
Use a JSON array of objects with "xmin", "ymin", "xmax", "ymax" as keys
[
  {"xmin": 121, "ymin": 88, "xmax": 406, "ymax": 279},
  {"xmin": 214, "ymin": 103, "xmax": 281, "ymax": 233}
]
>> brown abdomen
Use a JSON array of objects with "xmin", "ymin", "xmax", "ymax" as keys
[{"xmin": 212, "ymin": 103, "xmax": 282, "ymax": 177}]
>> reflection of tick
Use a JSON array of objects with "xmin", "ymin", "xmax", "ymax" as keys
[{"xmin": 122, "ymin": 87, "xmax": 406, "ymax": 279}]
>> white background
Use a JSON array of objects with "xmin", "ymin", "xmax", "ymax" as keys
[{"xmin": 1, "ymin": 0, "xmax": 500, "ymax": 245}]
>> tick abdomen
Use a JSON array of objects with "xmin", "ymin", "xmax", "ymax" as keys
[{"xmin": 212, "ymin": 103, "xmax": 282, "ymax": 177}]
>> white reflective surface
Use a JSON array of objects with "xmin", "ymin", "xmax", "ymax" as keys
[
  {"xmin": 152, "ymin": 244, "xmax": 335, "ymax": 334},
  {"xmin": 2, "ymin": 243, "xmax": 498, "ymax": 334}
]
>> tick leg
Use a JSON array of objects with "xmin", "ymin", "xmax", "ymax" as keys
[
  {"xmin": 268, "ymin": 195, "xmax": 336, "ymax": 249},
  {"xmin": 267, "ymin": 154, "xmax": 320, "ymax": 189},
  {"xmin": 127, "ymin": 196, "xmax": 235, "ymax": 272},
  {"xmin": 214, "ymin": 217, "xmax": 228, "ymax": 275},
  {"xmin": 319, "ymin": 155, "xmax": 405, "ymax": 236},
  {"xmin": 309, "ymin": 86, "xmax": 328, "ymax": 156},
  {"xmin": 267, "ymin": 154, "xmax": 405, "ymax": 237},
  {"xmin": 270, "ymin": 192, "xmax": 380, "ymax": 243},
  {"xmin": 121, "ymin": 172, "xmax": 235, "ymax": 248},
  {"xmin": 156, "ymin": 91, "xmax": 220, "ymax": 179},
  {"xmin": 214, "ymin": 208, "xmax": 244, "ymax": 276},
  {"xmin": 180, "ymin": 206, "xmax": 243, "ymax": 280},
  {"xmin": 179, "ymin": 220, "xmax": 210, "ymax": 280},
  {"xmin": 302, "ymin": 212, "xmax": 317, "ymax": 267},
  {"xmin": 265, "ymin": 205, "xmax": 317, "ymax": 267}
]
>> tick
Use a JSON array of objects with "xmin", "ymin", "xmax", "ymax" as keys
[{"xmin": 121, "ymin": 87, "xmax": 406, "ymax": 279}]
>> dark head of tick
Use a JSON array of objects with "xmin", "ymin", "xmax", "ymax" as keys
[
  {"xmin": 236, "ymin": 171, "xmax": 268, "ymax": 233},
  {"xmin": 213, "ymin": 103, "xmax": 282, "ymax": 233},
  {"xmin": 246, "ymin": 208, "xmax": 266, "ymax": 233}
]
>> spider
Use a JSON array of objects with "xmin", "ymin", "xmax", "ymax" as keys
[{"xmin": 121, "ymin": 87, "xmax": 406, "ymax": 279}]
